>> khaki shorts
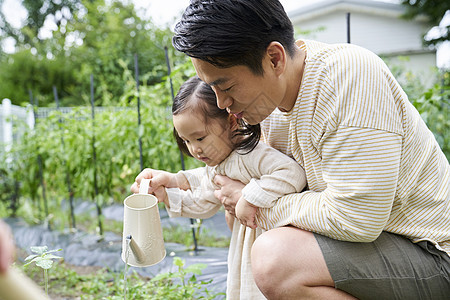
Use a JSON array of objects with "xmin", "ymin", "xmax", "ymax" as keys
[{"xmin": 315, "ymin": 231, "xmax": 450, "ymax": 300}]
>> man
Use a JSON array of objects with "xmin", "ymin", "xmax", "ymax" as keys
[{"xmin": 172, "ymin": 0, "xmax": 450, "ymax": 299}]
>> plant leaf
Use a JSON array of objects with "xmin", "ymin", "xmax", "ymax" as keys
[
  {"xmin": 44, "ymin": 254, "xmax": 62, "ymax": 260},
  {"xmin": 173, "ymin": 257, "xmax": 184, "ymax": 268},
  {"xmin": 185, "ymin": 263, "xmax": 207, "ymax": 275},
  {"xmin": 24, "ymin": 256, "xmax": 41, "ymax": 267},
  {"xmin": 46, "ymin": 248, "xmax": 62, "ymax": 254},
  {"xmin": 36, "ymin": 258, "xmax": 53, "ymax": 270},
  {"xmin": 24, "ymin": 254, "xmax": 38, "ymax": 262},
  {"xmin": 30, "ymin": 246, "xmax": 48, "ymax": 255}
]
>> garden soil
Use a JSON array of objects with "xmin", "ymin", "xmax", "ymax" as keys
[{"xmin": 5, "ymin": 203, "xmax": 231, "ymax": 298}]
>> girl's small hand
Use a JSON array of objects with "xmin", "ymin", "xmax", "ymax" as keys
[
  {"xmin": 152, "ymin": 185, "xmax": 169, "ymax": 206},
  {"xmin": 235, "ymin": 197, "xmax": 257, "ymax": 229},
  {"xmin": 130, "ymin": 168, "xmax": 157, "ymax": 194},
  {"xmin": 130, "ymin": 168, "xmax": 174, "ymax": 194}
]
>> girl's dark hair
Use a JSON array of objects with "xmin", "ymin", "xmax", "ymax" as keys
[
  {"xmin": 173, "ymin": 0, "xmax": 296, "ymax": 75},
  {"xmin": 172, "ymin": 76, "xmax": 260, "ymax": 157}
]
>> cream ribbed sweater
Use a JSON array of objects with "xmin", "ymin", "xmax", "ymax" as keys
[
  {"xmin": 257, "ymin": 40, "xmax": 450, "ymax": 256},
  {"xmin": 165, "ymin": 142, "xmax": 306, "ymax": 299}
]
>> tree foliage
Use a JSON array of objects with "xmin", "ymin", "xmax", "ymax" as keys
[
  {"xmin": 400, "ymin": 0, "xmax": 450, "ymax": 46},
  {"xmin": 9, "ymin": 0, "xmax": 80, "ymax": 47},
  {"xmin": 0, "ymin": 60, "xmax": 200, "ymax": 226},
  {"xmin": 0, "ymin": 0, "xmax": 185, "ymax": 106}
]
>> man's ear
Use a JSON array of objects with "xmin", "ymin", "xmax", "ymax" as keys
[{"xmin": 266, "ymin": 41, "xmax": 287, "ymax": 76}]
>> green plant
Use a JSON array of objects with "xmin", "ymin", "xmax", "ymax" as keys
[
  {"xmin": 22, "ymin": 258, "xmax": 223, "ymax": 299},
  {"xmin": 145, "ymin": 257, "xmax": 224, "ymax": 300},
  {"xmin": 24, "ymin": 246, "xmax": 63, "ymax": 296},
  {"xmin": 163, "ymin": 224, "xmax": 230, "ymax": 249},
  {"xmin": 411, "ymin": 80, "xmax": 450, "ymax": 160},
  {"xmin": 2, "ymin": 60, "xmax": 200, "ymax": 230},
  {"xmin": 0, "ymin": 165, "xmax": 17, "ymax": 215}
]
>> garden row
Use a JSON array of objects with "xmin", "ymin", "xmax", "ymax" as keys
[
  {"xmin": 0, "ymin": 62, "xmax": 448, "ymax": 237},
  {"xmin": 0, "ymin": 60, "xmax": 201, "ymax": 234}
]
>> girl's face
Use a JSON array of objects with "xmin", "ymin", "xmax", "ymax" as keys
[{"xmin": 173, "ymin": 111, "xmax": 234, "ymax": 166}]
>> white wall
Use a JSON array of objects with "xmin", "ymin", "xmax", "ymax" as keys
[
  {"xmin": 292, "ymin": 9, "xmax": 437, "ymax": 87},
  {"xmin": 293, "ymin": 10, "xmax": 430, "ymax": 54},
  {"xmin": 382, "ymin": 52, "xmax": 438, "ymax": 88}
]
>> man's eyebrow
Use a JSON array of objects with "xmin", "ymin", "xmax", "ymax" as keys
[{"xmin": 208, "ymin": 77, "xmax": 229, "ymax": 87}]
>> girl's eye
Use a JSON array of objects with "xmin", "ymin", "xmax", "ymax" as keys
[
  {"xmin": 197, "ymin": 136, "xmax": 205, "ymax": 142},
  {"xmin": 221, "ymin": 86, "xmax": 232, "ymax": 93},
  {"xmin": 182, "ymin": 139, "xmax": 189, "ymax": 144}
]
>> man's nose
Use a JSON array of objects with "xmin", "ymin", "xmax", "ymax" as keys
[{"xmin": 215, "ymin": 90, "xmax": 233, "ymax": 110}]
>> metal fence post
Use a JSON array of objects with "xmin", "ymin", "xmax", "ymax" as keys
[{"xmin": 1, "ymin": 99, "xmax": 13, "ymax": 158}]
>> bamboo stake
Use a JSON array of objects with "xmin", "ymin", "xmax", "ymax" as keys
[
  {"xmin": 28, "ymin": 90, "xmax": 49, "ymax": 228},
  {"xmin": 90, "ymin": 74, "xmax": 103, "ymax": 237},
  {"xmin": 53, "ymin": 86, "xmax": 76, "ymax": 229}
]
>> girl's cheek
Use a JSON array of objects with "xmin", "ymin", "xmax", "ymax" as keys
[{"xmin": 188, "ymin": 147, "xmax": 194, "ymax": 156}]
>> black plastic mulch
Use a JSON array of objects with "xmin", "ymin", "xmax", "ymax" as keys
[{"xmin": 5, "ymin": 203, "xmax": 231, "ymax": 298}]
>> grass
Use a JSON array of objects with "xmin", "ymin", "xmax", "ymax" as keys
[
  {"xmin": 4, "ymin": 199, "xmax": 229, "ymax": 299},
  {"xmin": 163, "ymin": 224, "xmax": 230, "ymax": 249},
  {"xmin": 22, "ymin": 259, "xmax": 148, "ymax": 299},
  {"xmin": 19, "ymin": 255, "xmax": 223, "ymax": 299}
]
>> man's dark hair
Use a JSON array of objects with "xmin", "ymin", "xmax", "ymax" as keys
[{"xmin": 173, "ymin": 0, "xmax": 296, "ymax": 75}]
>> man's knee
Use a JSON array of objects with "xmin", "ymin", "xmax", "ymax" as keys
[
  {"xmin": 251, "ymin": 230, "xmax": 280, "ymax": 277},
  {"xmin": 251, "ymin": 230, "xmax": 284, "ymax": 297},
  {"xmin": 251, "ymin": 227, "xmax": 335, "ymax": 299},
  {"xmin": 251, "ymin": 227, "xmax": 314, "ymax": 296}
]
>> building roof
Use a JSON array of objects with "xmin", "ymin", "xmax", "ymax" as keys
[{"xmin": 288, "ymin": 0, "xmax": 426, "ymax": 23}]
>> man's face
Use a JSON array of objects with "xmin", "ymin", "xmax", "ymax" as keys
[{"xmin": 191, "ymin": 58, "xmax": 283, "ymax": 125}]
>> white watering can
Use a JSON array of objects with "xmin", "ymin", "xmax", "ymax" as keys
[
  {"xmin": 0, "ymin": 267, "xmax": 49, "ymax": 300},
  {"xmin": 121, "ymin": 179, "xmax": 166, "ymax": 267}
]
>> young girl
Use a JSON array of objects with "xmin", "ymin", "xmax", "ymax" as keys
[{"xmin": 131, "ymin": 76, "xmax": 306, "ymax": 299}]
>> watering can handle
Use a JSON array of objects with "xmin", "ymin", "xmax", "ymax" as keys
[{"xmin": 139, "ymin": 178, "xmax": 151, "ymax": 194}]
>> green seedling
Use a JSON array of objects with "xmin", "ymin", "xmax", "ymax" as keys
[
  {"xmin": 148, "ymin": 257, "xmax": 224, "ymax": 299},
  {"xmin": 24, "ymin": 246, "xmax": 63, "ymax": 296}
]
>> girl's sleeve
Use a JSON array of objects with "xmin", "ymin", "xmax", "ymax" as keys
[
  {"xmin": 242, "ymin": 143, "xmax": 307, "ymax": 208},
  {"xmin": 165, "ymin": 167, "xmax": 222, "ymax": 219}
]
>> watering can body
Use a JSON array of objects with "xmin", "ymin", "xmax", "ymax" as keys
[{"xmin": 121, "ymin": 179, "xmax": 166, "ymax": 267}]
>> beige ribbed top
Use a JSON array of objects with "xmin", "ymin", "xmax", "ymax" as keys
[
  {"xmin": 257, "ymin": 40, "xmax": 450, "ymax": 256},
  {"xmin": 165, "ymin": 142, "xmax": 306, "ymax": 299}
]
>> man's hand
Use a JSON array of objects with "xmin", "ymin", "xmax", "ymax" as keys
[
  {"xmin": 235, "ymin": 197, "xmax": 258, "ymax": 229},
  {"xmin": 213, "ymin": 174, "xmax": 245, "ymax": 217}
]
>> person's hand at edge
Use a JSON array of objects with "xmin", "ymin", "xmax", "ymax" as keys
[{"xmin": 0, "ymin": 220, "xmax": 15, "ymax": 274}]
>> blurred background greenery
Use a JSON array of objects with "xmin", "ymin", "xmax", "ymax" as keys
[{"xmin": 0, "ymin": 0, "xmax": 448, "ymax": 232}]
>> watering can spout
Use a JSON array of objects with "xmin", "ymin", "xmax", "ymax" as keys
[{"xmin": 126, "ymin": 235, "xmax": 146, "ymax": 264}]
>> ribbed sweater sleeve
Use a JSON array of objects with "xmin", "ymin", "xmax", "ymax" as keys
[
  {"xmin": 165, "ymin": 167, "xmax": 221, "ymax": 219},
  {"xmin": 257, "ymin": 127, "xmax": 402, "ymax": 242}
]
